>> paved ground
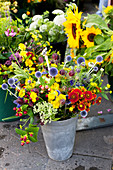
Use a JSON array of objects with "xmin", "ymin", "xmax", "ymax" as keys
[{"xmin": 1, "ymin": 1, "xmax": 113, "ymax": 170}]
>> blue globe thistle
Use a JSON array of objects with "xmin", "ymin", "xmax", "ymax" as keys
[
  {"xmin": 2, "ymin": 83, "xmax": 8, "ymax": 90},
  {"xmin": 15, "ymin": 78, "xmax": 20, "ymax": 85},
  {"xmin": 80, "ymin": 110, "xmax": 88, "ymax": 118},
  {"xmin": 49, "ymin": 67, "xmax": 58, "ymax": 77},
  {"xmin": 66, "ymin": 55, "xmax": 72, "ymax": 62},
  {"xmin": 96, "ymin": 55, "xmax": 103, "ymax": 63},
  {"xmin": 8, "ymin": 78, "xmax": 15, "ymax": 86},
  {"xmin": 35, "ymin": 71, "xmax": 42, "ymax": 78},
  {"xmin": 77, "ymin": 57, "xmax": 85, "ymax": 65},
  {"xmin": 11, "ymin": 85, "xmax": 16, "ymax": 88},
  {"xmin": 94, "ymin": 66, "xmax": 98, "ymax": 72}
]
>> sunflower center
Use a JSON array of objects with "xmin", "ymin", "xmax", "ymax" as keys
[
  {"xmin": 87, "ymin": 33, "xmax": 96, "ymax": 42},
  {"xmin": 72, "ymin": 23, "xmax": 77, "ymax": 39}
]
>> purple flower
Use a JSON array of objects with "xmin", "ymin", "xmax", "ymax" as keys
[
  {"xmin": 70, "ymin": 80, "xmax": 74, "ymax": 86},
  {"xmin": 94, "ymin": 66, "xmax": 98, "ymax": 72},
  {"xmin": 5, "ymin": 28, "xmax": 16, "ymax": 37},
  {"xmin": 66, "ymin": 55, "xmax": 72, "ymax": 62},
  {"xmin": 96, "ymin": 56, "xmax": 103, "ymax": 63},
  {"xmin": 49, "ymin": 67, "xmax": 58, "ymax": 77},
  {"xmin": 76, "ymin": 68, "xmax": 80, "ymax": 73},
  {"xmin": 5, "ymin": 60, "xmax": 12, "ymax": 66},
  {"xmin": 35, "ymin": 71, "xmax": 42, "ymax": 78},
  {"xmin": 2, "ymin": 83, "xmax": 8, "ymax": 90},
  {"xmin": 80, "ymin": 110, "xmax": 88, "ymax": 118},
  {"xmin": 77, "ymin": 57, "xmax": 85, "ymax": 65},
  {"xmin": 8, "ymin": 78, "xmax": 15, "ymax": 86}
]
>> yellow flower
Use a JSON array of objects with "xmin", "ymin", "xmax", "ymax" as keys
[
  {"xmin": 104, "ymin": 5, "xmax": 113, "ymax": 14},
  {"xmin": 31, "ymin": 34, "xmax": 38, "ymax": 41},
  {"xmin": 110, "ymin": 91, "xmax": 112, "ymax": 94},
  {"xmin": 81, "ymin": 26, "xmax": 102, "ymax": 48},
  {"xmin": 107, "ymin": 84, "xmax": 111, "ymax": 88},
  {"xmin": 20, "ymin": 51, "xmax": 27, "ymax": 58},
  {"xmin": 30, "ymin": 92, "xmax": 37, "ymax": 103},
  {"xmin": 69, "ymin": 107, "xmax": 74, "ymax": 112},
  {"xmin": 19, "ymin": 89, "xmax": 25, "ymax": 98},
  {"xmin": 63, "ymin": 7, "xmax": 82, "ymax": 48},
  {"xmin": 19, "ymin": 43, "xmax": 26, "ymax": 51},
  {"xmin": 25, "ymin": 59, "xmax": 33, "ymax": 67},
  {"xmin": 111, "ymin": 35, "xmax": 113, "ymax": 41}
]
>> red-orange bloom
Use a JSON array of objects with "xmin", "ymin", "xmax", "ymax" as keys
[
  {"xmin": 26, "ymin": 52, "xmax": 34, "ymax": 59},
  {"xmin": 74, "ymin": 89, "xmax": 82, "ymax": 98},
  {"xmin": 83, "ymin": 91, "xmax": 93, "ymax": 101},
  {"xmin": 78, "ymin": 102, "xmax": 85, "ymax": 111},
  {"xmin": 96, "ymin": 97, "xmax": 102, "ymax": 105},
  {"xmin": 68, "ymin": 91, "xmax": 79, "ymax": 103},
  {"xmin": 78, "ymin": 103, "xmax": 86, "ymax": 111}
]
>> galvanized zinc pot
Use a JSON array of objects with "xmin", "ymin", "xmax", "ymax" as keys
[{"xmin": 41, "ymin": 116, "xmax": 78, "ymax": 161}]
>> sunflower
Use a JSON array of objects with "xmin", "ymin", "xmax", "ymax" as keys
[
  {"xmin": 81, "ymin": 26, "xmax": 102, "ymax": 48},
  {"xmin": 63, "ymin": 7, "xmax": 82, "ymax": 48}
]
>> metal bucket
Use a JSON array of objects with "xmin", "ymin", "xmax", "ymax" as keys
[{"xmin": 41, "ymin": 116, "xmax": 78, "ymax": 161}]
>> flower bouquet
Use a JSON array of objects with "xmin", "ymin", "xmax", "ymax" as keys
[{"xmin": 1, "ymin": 39, "xmax": 110, "ymax": 145}]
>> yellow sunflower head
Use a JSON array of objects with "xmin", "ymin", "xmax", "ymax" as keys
[
  {"xmin": 81, "ymin": 26, "xmax": 102, "ymax": 48},
  {"xmin": 63, "ymin": 7, "xmax": 82, "ymax": 48}
]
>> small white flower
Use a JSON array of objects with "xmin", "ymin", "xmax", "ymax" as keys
[
  {"xmin": 44, "ymin": 19, "xmax": 49, "ymax": 22},
  {"xmin": 52, "ymin": 9, "xmax": 64, "ymax": 15},
  {"xmin": 39, "ymin": 24, "xmax": 47, "ymax": 32},
  {"xmin": 22, "ymin": 13, "xmax": 27, "ymax": 19},
  {"xmin": 53, "ymin": 15, "xmax": 66, "ymax": 26},
  {"xmin": 100, "ymin": 68, "xmax": 104, "ymax": 72},
  {"xmin": 29, "ymin": 21, "xmax": 38, "ymax": 30},
  {"xmin": 32, "ymin": 15, "xmax": 42, "ymax": 22},
  {"xmin": 49, "ymin": 28, "xmax": 55, "ymax": 36}
]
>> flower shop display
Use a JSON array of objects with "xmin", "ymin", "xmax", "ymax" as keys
[{"xmin": 0, "ymin": 1, "xmax": 112, "ymax": 161}]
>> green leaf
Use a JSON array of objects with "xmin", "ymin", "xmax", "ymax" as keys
[
  {"xmin": 22, "ymin": 104, "xmax": 28, "ymax": 110},
  {"xmin": 27, "ymin": 109, "xmax": 34, "ymax": 117},
  {"xmin": 30, "ymin": 117, "xmax": 34, "ymax": 124},
  {"xmin": 40, "ymin": 77, "xmax": 46, "ymax": 85},
  {"xmin": 94, "ymin": 35, "xmax": 104, "ymax": 45},
  {"xmin": 101, "ymin": 93, "xmax": 109, "ymax": 100},
  {"xmin": 28, "ymin": 135, "xmax": 38, "ymax": 142},
  {"xmin": 49, "ymin": 77, "xmax": 55, "ymax": 86},
  {"xmin": 97, "ymin": 38, "xmax": 112, "ymax": 51},
  {"xmin": 86, "ymin": 14, "xmax": 110, "ymax": 31},
  {"xmin": 2, "ymin": 115, "xmax": 20, "ymax": 121},
  {"xmin": 15, "ymin": 128, "xmax": 27, "ymax": 135}
]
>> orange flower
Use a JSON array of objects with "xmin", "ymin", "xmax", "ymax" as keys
[
  {"xmin": 26, "ymin": 11, "xmax": 30, "ymax": 15},
  {"xmin": 78, "ymin": 102, "xmax": 85, "ymax": 111},
  {"xmin": 83, "ymin": 91, "xmax": 93, "ymax": 101},
  {"xmin": 68, "ymin": 90, "xmax": 79, "ymax": 103},
  {"xmin": 27, "ymin": 0, "xmax": 31, "ymax": 3}
]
